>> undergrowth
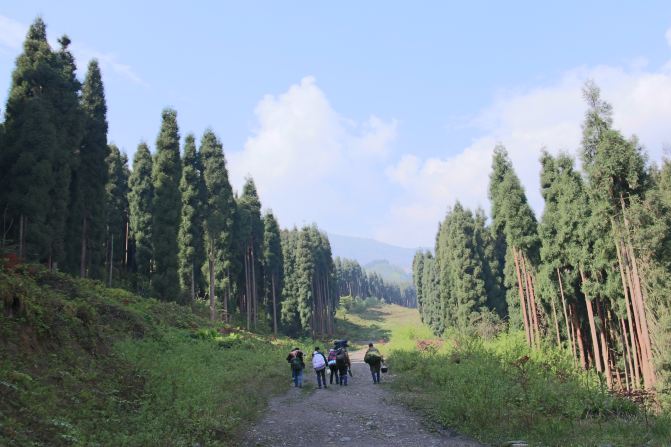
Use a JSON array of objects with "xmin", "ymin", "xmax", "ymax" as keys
[
  {"xmin": 389, "ymin": 325, "xmax": 671, "ymax": 446},
  {"xmin": 0, "ymin": 266, "xmax": 293, "ymax": 446}
]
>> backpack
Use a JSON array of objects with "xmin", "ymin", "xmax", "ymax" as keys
[
  {"xmin": 335, "ymin": 348, "xmax": 346, "ymax": 362},
  {"xmin": 327, "ymin": 351, "xmax": 337, "ymax": 366},
  {"xmin": 291, "ymin": 355, "xmax": 303, "ymax": 370},
  {"xmin": 365, "ymin": 349, "xmax": 382, "ymax": 365},
  {"xmin": 312, "ymin": 352, "xmax": 326, "ymax": 370}
]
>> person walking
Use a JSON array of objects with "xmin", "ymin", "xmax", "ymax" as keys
[
  {"xmin": 364, "ymin": 343, "xmax": 384, "ymax": 384},
  {"xmin": 327, "ymin": 348, "xmax": 339, "ymax": 385},
  {"xmin": 312, "ymin": 347, "xmax": 328, "ymax": 389},
  {"xmin": 287, "ymin": 347, "xmax": 305, "ymax": 388},
  {"xmin": 335, "ymin": 346, "xmax": 351, "ymax": 386}
]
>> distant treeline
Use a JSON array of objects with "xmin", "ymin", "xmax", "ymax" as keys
[
  {"xmin": 0, "ymin": 18, "xmax": 343, "ymax": 338},
  {"xmin": 414, "ymin": 81, "xmax": 671, "ymax": 399},
  {"xmin": 334, "ymin": 257, "xmax": 417, "ymax": 308}
]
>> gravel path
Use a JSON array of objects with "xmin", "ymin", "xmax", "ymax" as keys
[{"xmin": 242, "ymin": 348, "xmax": 484, "ymax": 447}]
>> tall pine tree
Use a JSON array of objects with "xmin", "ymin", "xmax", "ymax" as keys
[
  {"xmin": 151, "ymin": 109, "xmax": 182, "ymax": 301},
  {"xmin": 128, "ymin": 143, "xmax": 153, "ymax": 291},
  {"xmin": 177, "ymin": 134, "xmax": 205, "ymax": 303}
]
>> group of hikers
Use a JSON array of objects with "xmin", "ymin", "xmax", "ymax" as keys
[{"xmin": 286, "ymin": 340, "xmax": 385, "ymax": 389}]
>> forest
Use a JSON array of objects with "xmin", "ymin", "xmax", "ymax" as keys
[
  {"xmin": 413, "ymin": 81, "xmax": 671, "ymax": 401},
  {"xmin": 0, "ymin": 18, "xmax": 415, "ymax": 339}
]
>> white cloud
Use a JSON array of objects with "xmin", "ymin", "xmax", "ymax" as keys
[
  {"xmin": 0, "ymin": 14, "xmax": 144, "ymax": 85},
  {"xmin": 229, "ymin": 76, "xmax": 397, "ymax": 231},
  {"xmin": 379, "ymin": 61, "xmax": 671, "ymax": 248}
]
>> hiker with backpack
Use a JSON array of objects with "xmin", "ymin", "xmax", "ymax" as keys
[
  {"xmin": 287, "ymin": 347, "xmax": 305, "ymax": 388},
  {"xmin": 327, "ymin": 348, "xmax": 339, "ymax": 385},
  {"xmin": 311, "ymin": 347, "xmax": 328, "ymax": 389},
  {"xmin": 335, "ymin": 346, "xmax": 351, "ymax": 386},
  {"xmin": 364, "ymin": 343, "xmax": 384, "ymax": 384}
]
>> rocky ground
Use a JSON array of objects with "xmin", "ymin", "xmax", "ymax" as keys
[{"xmin": 242, "ymin": 348, "xmax": 484, "ymax": 447}]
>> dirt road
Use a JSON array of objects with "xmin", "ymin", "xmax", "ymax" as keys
[{"xmin": 242, "ymin": 348, "xmax": 483, "ymax": 447}]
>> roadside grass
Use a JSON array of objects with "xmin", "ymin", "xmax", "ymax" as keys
[
  {"xmin": 335, "ymin": 300, "xmax": 671, "ymax": 446},
  {"xmin": 0, "ymin": 266, "xmax": 294, "ymax": 446},
  {"xmin": 380, "ymin": 309, "xmax": 671, "ymax": 446}
]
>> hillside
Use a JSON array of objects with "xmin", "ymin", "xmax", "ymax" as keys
[
  {"xmin": 364, "ymin": 259, "xmax": 412, "ymax": 284},
  {"xmin": 328, "ymin": 233, "xmax": 419, "ymax": 273},
  {"xmin": 0, "ymin": 266, "xmax": 292, "ymax": 446}
]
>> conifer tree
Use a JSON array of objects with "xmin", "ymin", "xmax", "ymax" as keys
[
  {"xmin": 489, "ymin": 145, "xmax": 540, "ymax": 346},
  {"xmin": 237, "ymin": 178, "xmax": 264, "ymax": 329},
  {"xmin": 177, "ymin": 134, "xmax": 205, "ymax": 303},
  {"xmin": 151, "ymin": 109, "xmax": 182, "ymax": 301},
  {"xmin": 1, "ymin": 18, "xmax": 60, "ymax": 261},
  {"xmin": 263, "ymin": 211, "xmax": 283, "ymax": 334},
  {"xmin": 128, "ymin": 143, "xmax": 153, "ymax": 290},
  {"xmin": 67, "ymin": 59, "xmax": 108, "ymax": 278},
  {"xmin": 49, "ymin": 34, "xmax": 83, "ymax": 269},
  {"xmin": 105, "ymin": 145, "xmax": 129, "ymax": 287},
  {"xmin": 200, "ymin": 130, "xmax": 235, "ymax": 320}
]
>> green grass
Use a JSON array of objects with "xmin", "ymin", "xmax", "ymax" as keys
[
  {"xmin": 335, "ymin": 300, "xmax": 671, "ymax": 446},
  {"xmin": 0, "ymin": 266, "xmax": 294, "ymax": 446}
]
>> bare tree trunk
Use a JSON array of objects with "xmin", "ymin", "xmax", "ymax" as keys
[
  {"xmin": 191, "ymin": 263, "xmax": 195, "ymax": 302},
  {"xmin": 271, "ymin": 275, "xmax": 278, "ymax": 335},
  {"xmin": 80, "ymin": 216, "xmax": 87, "ymax": 278},
  {"xmin": 614, "ymin": 236, "xmax": 640, "ymax": 388},
  {"xmin": 520, "ymin": 251, "xmax": 538, "ymax": 346},
  {"xmin": 550, "ymin": 294, "xmax": 561, "ymax": 348},
  {"xmin": 623, "ymin": 241, "xmax": 649, "ymax": 388},
  {"xmin": 568, "ymin": 302, "xmax": 579, "ymax": 366},
  {"xmin": 620, "ymin": 316, "xmax": 633, "ymax": 391},
  {"xmin": 580, "ymin": 268, "xmax": 602, "ymax": 373},
  {"xmin": 108, "ymin": 235, "xmax": 114, "ymax": 288},
  {"xmin": 620, "ymin": 195, "xmax": 655, "ymax": 388},
  {"xmin": 251, "ymin": 246, "xmax": 258, "ymax": 330},
  {"xmin": 557, "ymin": 268, "xmax": 575, "ymax": 357},
  {"xmin": 124, "ymin": 221, "xmax": 129, "ymax": 269},
  {"xmin": 572, "ymin": 303, "xmax": 587, "ymax": 370},
  {"xmin": 597, "ymin": 298, "xmax": 612, "ymax": 388},
  {"xmin": 513, "ymin": 247, "xmax": 531, "ymax": 347},
  {"xmin": 209, "ymin": 256, "xmax": 216, "ymax": 321},
  {"xmin": 245, "ymin": 249, "xmax": 251, "ymax": 331}
]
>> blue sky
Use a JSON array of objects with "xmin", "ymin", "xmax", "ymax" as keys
[{"xmin": 2, "ymin": 2, "xmax": 671, "ymax": 248}]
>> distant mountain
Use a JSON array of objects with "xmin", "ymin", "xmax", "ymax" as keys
[
  {"xmin": 364, "ymin": 259, "xmax": 412, "ymax": 284},
  {"xmin": 327, "ymin": 233, "xmax": 419, "ymax": 273}
]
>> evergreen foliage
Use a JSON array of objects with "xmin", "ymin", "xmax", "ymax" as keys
[
  {"xmin": 177, "ymin": 134, "xmax": 205, "ymax": 303},
  {"xmin": 151, "ymin": 109, "xmax": 182, "ymax": 301},
  {"xmin": 128, "ymin": 143, "xmax": 153, "ymax": 287}
]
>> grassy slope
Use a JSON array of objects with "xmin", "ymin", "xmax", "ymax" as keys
[
  {"xmin": 0, "ymin": 266, "xmax": 293, "ymax": 446},
  {"xmin": 336, "ymin": 301, "xmax": 671, "ymax": 447}
]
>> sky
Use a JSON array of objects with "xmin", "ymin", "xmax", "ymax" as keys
[{"xmin": 1, "ymin": 2, "xmax": 671, "ymax": 249}]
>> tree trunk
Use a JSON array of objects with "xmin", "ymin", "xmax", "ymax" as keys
[
  {"xmin": 80, "ymin": 216, "xmax": 87, "ymax": 278},
  {"xmin": 520, "ymin": 251, "xmax": 538, "ymax": 346},
  {"xmin": 251, "ymin": 246, "xmax": 258, "ymax": 330},
  {"xmin": 620, "ymin": 195, "xmax": 655, "ymax": 388},
  {"xmin": 108, "ymin": 235, "xmax": 114, "ymax": 287},
  {"xmin": 245, "ymin": 249, "xmax": 251, "ymax": 331},
  {"xmin": 271, "ymin": 274, "xmax": 278, "ymax": 335},
  {"xmin": 557, "ymin": 268, "xmax": 575, "ymax": 357},
  {"xmin": 512, "ymin": 247, "xmax": 532, "ymax": 347},
  {"xmin": 623, "ymin": 240, "xmax": 650, "ymax": 388},
  {"xmin": 572, "ymin": 303, "xmax": 587, "ymax": 370},
  {"xmin": 620, "ymin": 316, "xmax": 633, "ymax": 391},
  {"xmin": 191, "ymin": 263, "xmax": 195, "ymax": 303},
  {"xmin": 580, "ymin": 268, "xmax": 602, "ymax": 373},
  {"xmin": 614, "ymin": 236, "xmax": 640, "ymax": 388},
  {"xmin": 124, "ymin": 220, "xmax": 129, "ymax": 269},
  {"xmin": 550, "ymin": 294, "xmax": 561, "ymax": 348},
  {"xmin": 597, "ymin": 298, "xmax": 612, "ymax": 388},
  {"xmin": 209, "ymin": 255, "xmax": 216, "ymax": 321}
]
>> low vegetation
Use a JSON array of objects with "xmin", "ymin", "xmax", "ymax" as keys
[
  {"xmin": 0, "ymin": 266, "xmax": 292, "ymax": 446},
  {"xmin": 360, "ymin": 303, "xmax": 671, "ymax": 446}
]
